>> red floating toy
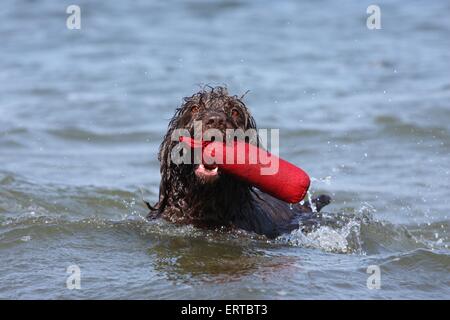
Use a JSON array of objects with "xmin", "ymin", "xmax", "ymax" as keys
[{"xmin": 180, "ymin": 136, "xmax": 310, "ymax": 203}]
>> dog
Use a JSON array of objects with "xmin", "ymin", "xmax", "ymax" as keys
[{"xmin": 146, "ymin": 86, "xmax": 331, "ymax": 238}]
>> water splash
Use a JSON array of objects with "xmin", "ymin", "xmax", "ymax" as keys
[
  {"xmin": 276, "ymin": 216, "xmax": 362, "ymax": 254},
  {"xmin": 310, "ymin": 175, "xmax": 332, "ymax": 186},
  {"xmin": 306, "ymin": 190, "xmax": 317, "ymax": 213}
]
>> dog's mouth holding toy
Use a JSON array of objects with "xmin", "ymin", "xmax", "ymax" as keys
[
  {"xmin": 180, "ymin": 136, "xmax": 310, "ymax": 203},
  {"xmin": 180, "ymin": 137, "xmax": 220, "ymax": 182},
  {"xmin": 194, "ymin": 163, "xmax": 219, "ymax": 182}
]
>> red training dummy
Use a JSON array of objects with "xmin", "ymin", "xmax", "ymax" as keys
[{"xmin": 180, "ymin": 136, "xmax": 310, "ymax": 203}]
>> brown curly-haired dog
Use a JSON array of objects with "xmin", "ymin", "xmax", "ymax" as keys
[{"xmin": 147, "ymin": 86, "xmax": 330, "ymax": 238}]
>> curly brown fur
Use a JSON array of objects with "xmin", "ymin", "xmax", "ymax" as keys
[{"xmin": 148, "ymin": 86, "xmax": 331, "ymax": 238}]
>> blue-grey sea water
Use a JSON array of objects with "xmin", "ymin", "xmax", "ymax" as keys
[{"xmin": 0, "ymin": 0, "xmax": 449, "ymax": 299}]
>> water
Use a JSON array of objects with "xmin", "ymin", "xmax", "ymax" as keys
[{"xmin": 1, "ymin": 0, "xmax": 449, "ymax": 299}]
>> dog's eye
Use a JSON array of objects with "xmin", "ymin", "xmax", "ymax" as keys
[
  {"xmin": 191, "ymin": 105, "xmax": 199, "ymax": 114},
  {"xmin": 231, "ymin": 108, "xmax": 240, "ymax": 118}
]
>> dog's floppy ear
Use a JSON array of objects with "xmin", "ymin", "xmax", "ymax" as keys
[
  {"xmin": 146, "ymin": 138, "xmax": 170, "ymax": 217},
  {"xmin": 147, "ymin": 106, "xmax": 185, "ymax": 217}
]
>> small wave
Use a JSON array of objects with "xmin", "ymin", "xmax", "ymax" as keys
[
  {"xmin": 0, "ymin": 172, "xmax": 153, "ymax": 221},
  {"xmin": 0, "ymin": 127, "xmax": 29, "ymax": 149},
  {"xmin": 0, "ymin": 172, "xmax": 17, "ymax": 186},
  {"xmin": 375, "ymin": 115, "xmax": 450, "ymax": 141},
  {"xmin": 408, "ymin": 220, "xmax": 450, "ymax": 250},
  {"xmin": 379, "ymin": 248, "xmax": 450, "ymax": 274},
  {"xmin": 46, "ymin": 127, "xmax": 159, "ymax": 144},
  {"xmin": 0, "ymin": 127, "xmax": 29, "ymax": 136},
  {"xmin": 0, "ymin": 215, "xmax": 145, "ymax": 249}
]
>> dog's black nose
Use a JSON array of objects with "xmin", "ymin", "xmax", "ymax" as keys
[{"xmin": 204, "ymin": 113, "xmax": 226, "ymax": 129}]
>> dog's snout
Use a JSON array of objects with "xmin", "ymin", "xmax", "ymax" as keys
[{"xmin": 204, "ymin": 113, "xmax": 226, "ymax": 129}]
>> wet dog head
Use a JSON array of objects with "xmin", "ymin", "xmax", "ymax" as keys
[
  {"xmin": 162, "ymin": 86, "xmax": 257, "ymax": 183},
  {"xmin": 152, "ymin": 86, "xmax": 257, "ymax": 218}
]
